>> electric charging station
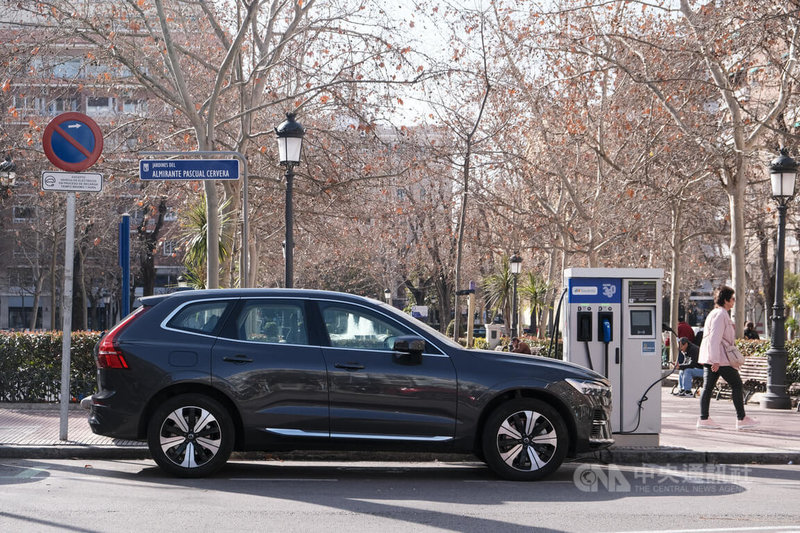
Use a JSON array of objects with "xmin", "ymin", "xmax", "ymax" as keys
[{"xmin": 563, "ymin": 268, "xmax": 663, "ymax": 446}]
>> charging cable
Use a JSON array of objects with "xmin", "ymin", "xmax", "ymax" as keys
[
  {"xmin": 618, "ymin": 323, "xmax": 679, "ymax": 434},
  {"xmin": 548, "ymin": 288, "xmax": 568, "ymax": 360}
]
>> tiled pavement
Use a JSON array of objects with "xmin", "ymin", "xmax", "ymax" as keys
[{"xmin": 1, "ymin": 386, "xmax": 798, "ymax": 463}]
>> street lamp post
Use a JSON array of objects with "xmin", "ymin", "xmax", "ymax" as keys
[
  {"xmin": 384, "ymin": 289, "xmax": 392, "ymax": 306},
  {"xmin": 275, "ymin": 113, "xmax": 305, "ymax": 289},
  {"xmin": 764, "ymin": 148, "xmax": 796, "ymax": 410},
  {"xmin": 102, "ymin": 291, "xmax": 111, "ymax": 330},
  {"xmin": 510, "ymin": 252, "xmax": 523, "ymax": 337}
]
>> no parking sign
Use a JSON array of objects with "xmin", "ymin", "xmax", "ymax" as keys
[
  {"xmin": 42, "ymin": 112, "xmax": 104, "ymax": 172},
  {"xmin": 41, "ymin": 112, "xmax": 104, "ymax": 441}
]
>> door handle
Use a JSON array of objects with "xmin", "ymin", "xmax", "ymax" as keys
[
  {"xmin": 223, "ymin": 355, "xmax": 254, "ymax": 364},
  {"xmin": 334, "ymin": 362, "xmax": 365, "ymax": 371}
]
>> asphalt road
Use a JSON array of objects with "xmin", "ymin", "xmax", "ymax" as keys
[{"xmin": 0, "ymin": 459, "xmax": 798, "ymax": 532}]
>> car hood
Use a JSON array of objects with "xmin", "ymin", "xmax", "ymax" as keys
[{"xmin": 470, "ymin": 349, "xmax": 607, "ymax": 382}]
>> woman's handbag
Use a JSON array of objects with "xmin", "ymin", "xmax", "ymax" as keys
[{"xmin": 723, "ymin": 340, "xmax": 746, "ymax": 367}]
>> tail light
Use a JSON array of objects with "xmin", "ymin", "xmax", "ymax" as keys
[{"xmin": 97, "ymin": 306, "xmax": 149, "ymax": 369}]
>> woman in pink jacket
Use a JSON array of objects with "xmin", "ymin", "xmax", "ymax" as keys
[{"xmin": 697, "ymin": 286, "xmax": 759, "ymax": 430}]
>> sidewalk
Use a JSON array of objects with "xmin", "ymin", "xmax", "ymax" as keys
[{"xmin": 0, "ymin": 386, "xmax": 798, "ymax": 464}]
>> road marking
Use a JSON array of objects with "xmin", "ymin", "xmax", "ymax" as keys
[
  {"xmin": 228, "ymin": 478, "xmax": 338, "ymax": 482},
  {"xmin": 0, "ymin": 467, "xmax": 47, "ymax": 479},
  {"xmin": 616, "ymin": 526, "xmax": 800, "ymax": 533},
  {"xmin": 15, "ymin": 468, "xmax": 46, "ymax": 478}
]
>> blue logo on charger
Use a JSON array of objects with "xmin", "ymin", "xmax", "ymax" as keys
[{"xmin": 602, "ymin": 284, "xmax": 617, "ymax": 299}]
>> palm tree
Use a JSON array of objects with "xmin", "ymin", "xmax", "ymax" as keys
[
  {"xmin": 180, "ymin": 197, "xmax": 230, "ymax": 289},
  {"xmin": 482, "ymin": 256, "xmax": 514, "ymax": 335},
  {"xmin": 519, "ymin": 272, "xmax": 551, "ymax": 338}
]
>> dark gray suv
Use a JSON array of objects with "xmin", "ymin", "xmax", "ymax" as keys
[{"xmin": 87, "ymin": 289, "xmax": 612, "ymax": 480}]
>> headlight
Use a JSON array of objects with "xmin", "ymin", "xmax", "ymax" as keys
[{"xmin": 565, "ymin": 378, "xmax": 611, "ymax": 397}]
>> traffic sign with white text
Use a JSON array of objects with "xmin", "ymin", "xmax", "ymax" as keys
[
  {"xmin": 41, "ymin": 171, "xmax": 103, "ymax": 192},
  {"xmin": 139, "ymin": 159, "xmax": 240, "ymax": 180}
]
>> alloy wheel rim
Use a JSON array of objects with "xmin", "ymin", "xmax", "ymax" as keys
[
  {"xmin": 495, "ymin": 409, "xmax": 558, "ymax": 471},
  {"xmin": 159, "ymin": 406, "xmax": 222, "ymax": 468}
]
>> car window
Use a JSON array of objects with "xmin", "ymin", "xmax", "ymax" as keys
[
  {"xmin": 321, "ymin": 305, "xmax": 411, "ymax": 350},
  {"xmin": 166, "ymin": 301, "xmax": 230, "ymax": 335},
  {"xmin": 230, "ymin": 300, "xmax": 309, "ymax": 345}
]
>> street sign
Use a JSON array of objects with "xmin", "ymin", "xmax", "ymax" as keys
[
  {"xmin": 42, "ymin": 112, "xmax": 104, "ymax": 172},
  {"xmin": 139, "ymin": 159, "xmax": 240, "ymax": 180},
  {"xmin": 41, "ymin": 171, "xmax": 103, "ymax": 192}
]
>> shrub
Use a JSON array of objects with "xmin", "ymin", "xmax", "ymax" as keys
[
  {"xmin": 473, "ymin": 337, "xmax": 489, "ymax": 350},
  {"xmin": 737, "ymin": 338, "xmax": 800, "ymax": 387},
  {"xmin": 523, "ymin": 337, "xmax": 563, "ymax": 359},
  {"xmin": 0, "ymin": 331, "xmax": 100, "ymax": 403}
]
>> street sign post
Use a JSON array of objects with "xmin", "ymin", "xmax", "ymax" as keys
[
  {"xmin": 139, "ymin": 151, "xmax": 248, "ymax": 287},
  {"xmin": 139, "ymin": 159, "xmax": 240, "ymax": 180},
  {"xmin": 42, "ymin": 112, "xmax": 104, "ymax": 442},
  {"xmin": 41, "ymin": 171, "xmax": 103, "ymax": 192}
]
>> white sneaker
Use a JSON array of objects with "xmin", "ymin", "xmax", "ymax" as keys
[
  {"xmin": 697, "ymin": 418, "xmax": 722, "ymax": 429},
  {"xmin": 736, "ymin": 416, "xmax": 760, "ymax": 430}
]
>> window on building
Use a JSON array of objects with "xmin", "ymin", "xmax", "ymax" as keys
[
  {"xmin": 7, "ymin": 267, "xmax": 34, "ymax": 288},
  {"xmin": 84, "ymin": 60, "xmax": 106, "ymax": 79},
  {"xmin": 164, "ymin": 207, "xmax": 178, "ymax": 221},
  {"xmin": 51, "ymin": 58, "xmax": 82, "ymax": 79},
  {"xmin": 13, "ymin": 205, "xmax": 36, "ymax": 223},
  {"xmin": 12, "ymin": 95, "xmax": 41, "ymax": 114},
  {"xmin": 45, "ymin": 97, "xmax": 78, "ymax": 115},
  {"xmin": 86, "ymin": 96, "xmax": 116, "ymax": 115},
  {"xmin": 163, "ymin": 240, "xmax": 178, "ymax": 256},
  {"xmin": 122, "ymin": 98, "xmax": 147, "ymax": 115},
  {"xmin": 130, "ymin": 209, "xmax": 144, "ymax": 227},
  {"xmin": 8, "ymin": 307, "xmax": 43, "ymax": 330}
]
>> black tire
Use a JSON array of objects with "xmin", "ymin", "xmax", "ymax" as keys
[
  {"xmin": 147, "ymin": 393, "xmax": 234, "ymax": 478},
  {"xmin": 481, "ymin": 398, "xmax": 569, "ymax": 481}
]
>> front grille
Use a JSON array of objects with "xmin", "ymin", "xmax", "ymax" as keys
[{"xmin": 590, "ymin": 408, "xmax": 613, "ymax": 443}]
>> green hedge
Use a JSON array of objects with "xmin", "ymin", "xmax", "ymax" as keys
[
  {"xmin": 3, "ymin": 332, "xmax": 795, "ymax": 404},
  {"xmin": 465, "ymin": 336, "xmax": 563, "ymax": 359},
  {"xmin": 0, "ymin": 331, "xmax": 100, "ymax": 403},
  {"xmin": 737, "ymin": 338, "xmax": 800, "ymax": 385}
]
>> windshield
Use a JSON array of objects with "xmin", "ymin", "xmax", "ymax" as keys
[{"xmin": 375, "ymin": 300, "xmax": 463, "ymax": 350}]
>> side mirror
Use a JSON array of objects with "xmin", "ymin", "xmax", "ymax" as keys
[{"xmin": 392, "ymin": 336, "xmax": 426, "ymax": 365}]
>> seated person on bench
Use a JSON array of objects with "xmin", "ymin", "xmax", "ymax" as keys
[{"xmin": 675, "ymin": 337, "xmax": 703, "ymax": 397}]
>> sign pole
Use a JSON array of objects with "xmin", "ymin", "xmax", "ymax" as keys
[
  {"xmin": 59, "ymin": 192, "xmax": 76, "ymax": 440},
  {"xmin": 120, "ymin": 214, "xmax": 130, "ymax": 316},
  {"xmin": 42, "ymin": 112, "xmax": 104, "ymax": 442}
]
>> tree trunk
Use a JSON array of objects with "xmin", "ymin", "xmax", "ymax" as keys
[{"xmin": 728, "ymin": 164, "xmax": 747, "ymax": 335}]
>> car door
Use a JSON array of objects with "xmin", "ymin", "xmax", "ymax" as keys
[
  {"xmin": 317, "ymin": 301, "xmax": 458, "ymax": 442},
  {"xmin": 211, "ymin": 298, "xmax": 329, "ymax": 440}
]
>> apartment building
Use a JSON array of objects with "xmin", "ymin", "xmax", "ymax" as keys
[{"xmin": 0, "ymin": 6, "xmax": 184, "ymax": 331}]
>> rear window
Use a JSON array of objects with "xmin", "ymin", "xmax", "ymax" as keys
[
  {"xmin": 226, "ymin": 300, "xmax": 309, "ymax": 345},
  {"xmin": 165, "ymin": 301, "xmax": 231, "ymax": 335}
]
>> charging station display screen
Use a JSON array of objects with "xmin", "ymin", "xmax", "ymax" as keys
[
  {"xmin": 628, "ymin": 280, "xmax": 657, "ymax": 303},
  {"xmin": 630, "ymin": 309, "xmax": 653, "ymax": 336}
]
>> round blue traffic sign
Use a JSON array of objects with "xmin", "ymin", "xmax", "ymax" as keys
[{"xmin": 43, "ymin": 112, "xmax": 104, "ymax": 172}]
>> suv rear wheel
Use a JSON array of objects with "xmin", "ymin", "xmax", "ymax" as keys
[
  {"xmin": 147, "ymin": 393, "xmax": 234, "ymax": 477},
  {"xmin": 482, "ymin": 398, "xmax": 568, "ymax": 481}
]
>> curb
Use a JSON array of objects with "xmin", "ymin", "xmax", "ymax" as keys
[
  {"xmin": 0, "ymin": 445, "xmax": 151, "ymax": 460},
  {"xmin": 598, "ymin": 448, "xmax": 800, "ymax": 465},
  {"xmin": 1, "ymin": 444, "xmax": 797, "ymax": 465}
]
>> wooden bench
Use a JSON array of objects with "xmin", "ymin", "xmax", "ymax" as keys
[{"xmin": 715, "ymin": 356, "xmax": 769, "ymax": 404}]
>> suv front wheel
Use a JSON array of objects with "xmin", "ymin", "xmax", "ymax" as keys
[
  {"xmin": 147, "ymin": 393, "xmax": 234, "ymax": 477},
  {"xmin": 482, "ymin": 398, "xmax": 568, "ymax": 481}
]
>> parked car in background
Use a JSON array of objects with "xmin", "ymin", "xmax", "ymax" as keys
[{"xmin": 86, "ymin": 289, "xmax": 613, "ymax": 481}]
